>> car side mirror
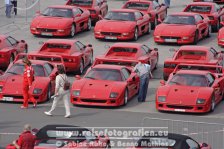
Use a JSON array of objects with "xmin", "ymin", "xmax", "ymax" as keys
[
  {"xmin": 160, "ymin": 80, "xmax": 165, "ymax": 86},
  {"xmin": 75, "ymin": 75, "xmax": 81, "ymax": 80}
]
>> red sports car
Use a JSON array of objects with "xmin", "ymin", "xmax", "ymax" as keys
[
  {"xmin": 30, "ymin": 5, "xmax": 91, "ymax": 37},
  {"xmin": 94, "ymin": 9, "xmax": 151, "ymax": 41},
  {"xmin": 163, "ymin": 46, "xmax": 224, "ymax": 80},
  {"xmin": 94, "ymin": 43, "xmax": 159, "ymax": 70},
  {"xmin": 128, "ymin": 133, "xmax": 211, "ymax": 149},
  {"xmin": 0, "ymin": 35, "xmax": 28, "ymax": 69},
  {"xmin": 66, "ymin": 0, "xmax": 108, "ymax": 24},
  {"xmin": 156, "ymin": 70, "xmax": 224, "ymax": 113},
  {"xmin": 183, "ymin": 2, "xmax": 224, "ymax": 32},
  {"xmin": 71, "ymin": 64, "xmax": 140, "ymax": 107},
  {"xmin": 193, "ymin": 0, "xmax": 224, "ymax": 3},
  {"xmin": 0, "ymin": 58, "xmax": 59, "ymax": 103},
  {"xmin": 154, "ymin": 12, "xmax": 211, "ymax": 44},
  {"xmin": 36, "ymin": 39, "xmax": 93, "ymax": 74},
  {"xmin": 6, "ymin": 124, "xmax": 111, "ymax": 149},
  {"xmin": 122, "ymin": 0, "xmax": 167, "ymax": 29}
]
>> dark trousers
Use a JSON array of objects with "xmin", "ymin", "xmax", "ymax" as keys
[
  {"xmin": 138, "ymin": 75, "xmax": 150, "ymax": 102},
  {"xmin": 12, "ymin": 1, "xmax": 17, "ymax": 15}
]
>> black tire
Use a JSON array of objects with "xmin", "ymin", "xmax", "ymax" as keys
[
  {"xmin": 70, "ymin": 24, "xmax": 76, "ymax": 37},
  {"xmin": 193, "ymin": 30, "xmax": 199, "ymax": 45},
  {"xmin": 210, "ymin": 95, "xmax": 215, "ymax": 112},
  {"xmin": 122, "ymin": 89, "xmax": 128, "ymax": 106},
  {"xmin": 133, "ymin": 27, "xmax": 138, "ymax": 41},
  {"xmin": 77, "ymin": 59, "xmax": 84, "ymax": 75}
]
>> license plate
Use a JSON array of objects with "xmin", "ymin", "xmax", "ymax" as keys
[
  {"xmin": 105, "ymin": 36, "xmax": 117, "ymax": 40},
  {"xmin": 174, "ymin": 109, "xmax": 186, "ymax": 112},
  {"xmin": 2, "ymin": 97, "xmax": 13, "ymax": 101},
  {"xmin": 41, "ymin": 32, "xmax": 53, "ymax": 36},
  {"xmin": 165, "ymin": 39, "xmax": 177, "ymax": 43}
]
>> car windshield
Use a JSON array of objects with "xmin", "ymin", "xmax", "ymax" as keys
[
  {"xmin": 69, "ymin": 0, "xmax": 93, "ymax": 6},
  {"xmin": 6, "ymin": 63, "xmax": 45, "ymax": 77},
  {"xmin": 85, "ymin": 68, "xmax": 123, "ymax": 81},
  {"xmin": 47, "ymin": 44, "xmax": 71, "ymax": 49},
  {"xmin": 125, "ymin": 2, "xmax": 150, "ymax": 10},
  {"xmin": 104, "ymin": 11, "xmax": 135, "ymax": 21},
  {"xmin": 169, "ymin": 74, "xmax": 208, "ymax": 87},
  {"xmin": 42, "ymin": 8, "xmax": 73, "ymax": 18},
  {"xmin": 163, "ymin": 15, "xmax": 195, "ymax": 25},
  {"xmin": 186, "ymin": 5, "xmax": 211, "ymax": 13}
]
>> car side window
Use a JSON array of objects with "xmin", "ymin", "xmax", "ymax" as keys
[
  {"xmin": 5, "ymin": 38, "xmax": 12, "ymax": 46},
  {"xmin": 44, "ymin": 63, "xmax": 53, "ymax": 76},
  {"xmin": 73, "ymin": 8, "xmax": 83, "ymax": 16},
  {"xmin": 186, "ymin": 139, "xmax": 200, "ymax": 149},
  {"xmin": 210, "ymin": 48, "xmax": 218, "ymax": 57},
  {"xmin": 75, "ymin": 41, "xmax": 85, "ymax": 51},
  {"xmin": 195, "ymin": 14, "xmax": 203, "ymax": 23},
  {"xmin": 121, "ymin": 68, "xmax": 131, "ymax": 80},
  {"xmin": 142, "ymin": 45, "xmax": 152, "ymax": 55},
  {"xmin": 96, "ymin": 0, "xmax": 101, "ymax": 6},
  {"xmin": 135, "ymin": 12, "xmax": 143, "ymax": 20},
  {"xmin": 215, "ymin": 4, "xmax": 220, "ymax": 12},
  {"xmin": 207, "ymin": 73, "xmax": 215, "ymax": 86},
  {"xmin": 7, "ymin": 36, "xmax": 17, "ymax": 46}
]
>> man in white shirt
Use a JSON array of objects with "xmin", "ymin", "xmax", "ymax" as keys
[
  {"xmin": 133, "ymin": 61, "xmax": 153, "ymax": 102},
  {"xmin": 5, "ymin": 0, "xmax": 12, "ymax": 18}
]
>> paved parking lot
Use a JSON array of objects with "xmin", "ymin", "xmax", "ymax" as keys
[{"xmin": 0, "ymin": 0, "xmax": 224, "ymax": 148}]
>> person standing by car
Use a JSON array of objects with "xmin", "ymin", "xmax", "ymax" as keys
[
  {"xmin": 5, "ymin": 0, "xmax": 12, "ymax": 18},
  {"xmin": 133, "ymin": 61, "xmax": 153, "ymax": 102},
  {"xmin": 11, "ymin": 0, "xmax": 17, "ymax": 15},
  {"xmin": 44, "ymin": 65, "xmax": 71, "ymax": 118},
  {"xmin": 11, "ymin": 124, "xmax": 36, "ymax": 149},
  {"xmin": 21, "ymin": 57, "xmax": 37, "ymax": 109}
]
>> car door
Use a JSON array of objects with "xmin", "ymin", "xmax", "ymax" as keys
[
  {"xmin": 215, "ymin": 4, "xmax": 224, "ymax": 22},
  {"xmin": 73, "ymin": 8, "xmax": 87, "ymax": 32},
  {"xmin": 195, "ymin": 14, "xmax": 208, "ymax": 38},
  {"xmin": 6, "ymin": 36, "xmax": 21, "ymax": 52},
  {"xmin": 135, "ymin": 11, "xmax": 148, "ymax": 35},
  {"xmin": 97, "ymin": 0, "xmax": 107, "ymax": 17},
  {"xmin": 208, "ymin": 73, "xmax": 222, "ymax": 102},
  {"xmin": 121, "ymin": 68, "xmax": 138, "ymax": 97},
  {"xmin": 141, "ymin": 45, "xmax": 156, "ymax": 69},
  {"xmin": 75, "ymin": 41, "xmax": 91, "ymax": 67}
]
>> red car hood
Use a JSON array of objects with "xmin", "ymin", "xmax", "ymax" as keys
[
  {"xmin": 95, "ymin": 20, "xmax": 136, "ymax": 32},
  {"xmin": 158, "ymin": 85, "xmax": 212, "ymax": 105},
  {"xmin": 31, "ymin": 16, "xmax": 72, "ymax": 29},
  {"xmin": 74, "ymin": 79, "xmax": 124, "ymax": 99},
  {"xmin": 155, "ymin": 24, "xmax": 196, "ymax": 36}
]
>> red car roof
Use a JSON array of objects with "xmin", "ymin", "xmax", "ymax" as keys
[
  {"xmin": 111, "ymin": 9, "xmax": 140, "ymax": 13},
  {"xmin": 93, "ymin": 64, "xmax": 125, "ymax": 70},
  {"xmin": 171, "ymin": 12, "xmax": 198, "ymax": 16},
  {"xmin": 179, "ymin": 46, "xmax": 210, "ymax": 52},
  {"xmin": 176, "ymin": 69, "xmax": 210, "ymax": 75},
  {"xmin": 45, "ymin": 39, "xmax": 77, "ymax": 45},
  {"xmin": 188, "ymin": 2, "xmax": 215, "ymax": 6},
  {"xmin": 49, "ymin": 5, "xmax": 77, "ymax": 9}
]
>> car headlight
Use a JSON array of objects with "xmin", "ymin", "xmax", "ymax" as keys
[
  {"xmin": 73, "ymin": 90, "xmax": 80, "ymax": 96},
  {"xmin": 182, "ymin": 37, "xmax": 190, "ymax": 40},
  {"xmin": 0, "ymin": 86, "xmax": 3, "ymax": 93},
  {"xmin": 57, "ymin": 29, "xmax": 65, "ymax": 32},
  {"xmin": 30, "ymin": 27, "xmax": 36, "ymax": 30},
  {"xmin": 95, "ymin": 31, "xmax": 101, "ymax": 34},
  {"xmin": 158, "ymin": 96, "xmax": 166, "ymax": 102},
  {"xmin": 33, "ymin": 88, "xmax": 42, "ymax": 94},
  {"xmin": 110, "ymin": 92, "xmax": 119, "ymax": 98},
  {"xmin": 122, "ymin": 33, "xmax": 130, "ymax": 36},
  {"xmin": 196, "ymin": 98, "xmax": 206, "ymax": 104},
  {"xmin": 220, "ymin": 39, "xmax": 224, "ymax": 42}
]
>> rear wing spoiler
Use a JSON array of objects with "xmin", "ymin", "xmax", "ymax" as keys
[
  {"xmin": 14, "ymin": 53, "xmax": 65, "ymax": 66},
  {"xmin": 93, "ymin": 57, "xmax": 139, "ymax": 67},
  {"xmin": 173, "ymin": 63, "xmax": 224, "ymax": 74}
]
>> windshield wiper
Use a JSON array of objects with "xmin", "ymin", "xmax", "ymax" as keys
[
  {"xmin": 7, "ymin": 71, "xmax": 17, "ymax": 75},
  {"xmin": 85, "ymin": 76, "xmax": 96, "ymax": 80}
]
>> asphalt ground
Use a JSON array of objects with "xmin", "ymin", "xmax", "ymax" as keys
[{"xmin": 0, "ymin": 0, "xmax": 224, "ymax": 148}]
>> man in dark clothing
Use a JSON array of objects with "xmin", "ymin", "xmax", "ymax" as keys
[
  {"xmin": 12, "ymin": 124, "xmax": 36, "ymax": 149},
  {"xmin": 11, "ymin": 0, "xmax": 17, "ymax": 15}
]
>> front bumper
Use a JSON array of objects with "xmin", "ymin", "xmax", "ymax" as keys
[
  {"xmin": 154, "ymin": 35, "xmax": 195, "ymax": 44},
  {"xmin": 0, "ymin": 93, "xmax": 46, "ymax": 103},
  {"xmin": 30, "ymin": 27, "xmax": 71, "ymax": 37},
  {"xmin": 94, "ymin": 31, "xmax": 134, "ymax": 40}
]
